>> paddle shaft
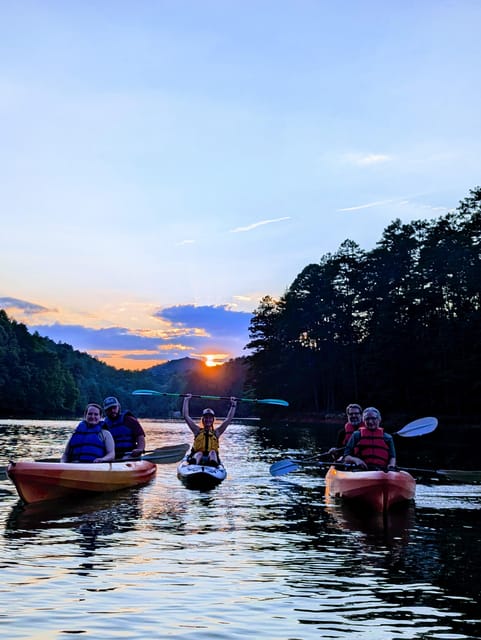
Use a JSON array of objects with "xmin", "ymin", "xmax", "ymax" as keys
[{"xmin": 132, "ymin": 390, "xmax": 289, "ymax": 407}]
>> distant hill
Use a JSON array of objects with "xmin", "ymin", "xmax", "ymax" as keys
[{"xmin": 0, "ymin": 309, "xmax": 250, "ymax": 418}]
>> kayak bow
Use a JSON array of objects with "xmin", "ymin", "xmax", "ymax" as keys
[
  {"xmin": 176, "ymin": 456, "xmax": 227, "ymax": 490},
  {"xmin": 7, "ymin": 459, "xmax": 157, "ymax": 504},
  {"xmin": 325, "ymin": 465, "xmax": 416, "ymax": 512}
]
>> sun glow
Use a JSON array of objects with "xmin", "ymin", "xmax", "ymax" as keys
[{"xmin": 205, "ymin": 355, "xmax": 218, "ymax": 367}]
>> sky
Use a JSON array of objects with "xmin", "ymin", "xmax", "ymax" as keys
[{"xmin": 1, "ymin": 1, "xmax": 480, "ymax": 370}]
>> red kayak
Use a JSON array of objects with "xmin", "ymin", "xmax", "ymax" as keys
[
  {"xmin": 325, "ymin": 465, "xmax": 415, "ymax": 512},
  {"xmin": 7, "ymin": 459, "xmax": 157, "ymax": 505}
]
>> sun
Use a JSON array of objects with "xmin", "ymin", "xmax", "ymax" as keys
[{"xmin": 204, "ymin": 355, "xmax": 218, "ymax": 367}]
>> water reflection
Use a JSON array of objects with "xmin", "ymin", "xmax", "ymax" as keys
[{"xmin": 1, "ymin": 419, "xmax": 481, "ymax": 640}]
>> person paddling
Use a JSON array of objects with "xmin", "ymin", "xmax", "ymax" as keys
[
  {"xmin": 61, "ymin": 403, "xmax": 115, "ymax": 463},
  {"xmin": 182, "ymin": 394, "xmax": 237, "ymax": 466},
  {"xmin": 329, "ymin": 403, "xmax": 364, "ymax": 459},
  {"xmin": 343, "ymin": 406, "xmax": 397, "ymax": 471}
]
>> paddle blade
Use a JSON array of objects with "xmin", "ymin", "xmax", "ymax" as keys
[
  {"xmin": 437, "ymin": 469, "xmax": 481, "ymax": 483},
  {"xmin": 269, "ymin": 458, "xmax": 301, "ymax": 476},
  {"xmin": 256, "ymin": 398, "xmax": 289, "ymax": 407},
  {"xmin": 396, "ymin": 417, "xmax": 438, "ymax": 437},
  {"xmin": 132, "ymin": 389, "xmax": 164, "ymax": 396},
  {"xmin": 141, "ymin": 443, "xmax": 189, "ymax": 464}
]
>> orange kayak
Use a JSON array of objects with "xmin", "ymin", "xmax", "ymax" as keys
[
  {"xmin": 325, "ymin": 465, "xmax": 415, "ymax": 512},
  {"xmin": 7, "ymin": 460, "xmax": 157, "ymax": 504}
]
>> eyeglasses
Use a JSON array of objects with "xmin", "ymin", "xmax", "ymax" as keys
[
  {"xmin": 348, "ymin": 413, "xmax": 361, "ymax": 417},
  {"xmin": 364, "ymin": 417, "xmax": 379, "ymax": 422}
]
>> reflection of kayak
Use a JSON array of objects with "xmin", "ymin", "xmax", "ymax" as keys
[
  {"xmin": 325, "ymin": 466, "xmax": 415, "ymax": 512},
  {"xmin": 325, "ymin": 501, "xmax": 415, "ymax": 544},
  {"xmin": 177, "ymin": 456, "xmax": 227, "ymax": 490},
  {"xmin": 7, "ymin": 460, "xmax": 157, "ymax": 504}
]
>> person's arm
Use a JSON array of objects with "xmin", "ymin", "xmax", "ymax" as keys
[
  {"xmin": 386, "ymin": 434, "xmax": 397, "ymax": 469},
  {"xmin": 60, "ymin": 436, "xmax": 72, "ymax": 463},
  {"xmin": 93, "ymin": 430, "xmax": 116, "ymax": 463},
  {"xmin": 215, "ymin": 397, "xmax": 237, "ymax": 437},
  {"xmin": 182, "ymin": 394, "xmax": 199, "ymax": 435},
  {"xmin": 124, "ymin": 416, "xmax": 146, "ymax": 457},
  {"xmin": 131, "ymin": 434, "xmax": 146, "ymax": 457},
  {"xmin": 343, "ymin": 433, "xmax": 367, "ymax": 468}
]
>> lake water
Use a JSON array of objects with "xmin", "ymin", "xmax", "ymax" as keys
[{"xmin": 1, "ymin": 419, "xmax": 480, "ymax": 639}]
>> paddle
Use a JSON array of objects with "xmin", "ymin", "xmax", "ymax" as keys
[
  {"xmin": 131, "ymin": 389, "xmax": 289, "ymax": 407},
  {"xmin": 396, "ymin": 466, "xmax": 481, "ymax": 483},
  {"xmin": 269, "ymin": 416, "xmax": 439, "ymax": 477},
  {"xmin": 269, "ymin": 450, "xmax": 341, "ymax": 477},
  {"xmin": 0, "ymin": 443, "xmax": 190, "ymax": 480},
  {"xmin": 394, "ymin": 416, "xmax": 438, "ymax": 437}
]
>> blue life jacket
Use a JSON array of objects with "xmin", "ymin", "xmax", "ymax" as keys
[
  {"xmin": 67, "ymin": 421, "xmax": 107, "ymax": 462},
  {"xmin": 103, "ymin": 411, "xmax": 136, "ymax": 456}
]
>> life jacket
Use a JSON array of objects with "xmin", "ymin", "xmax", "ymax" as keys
[
  {"xmin": 67, "ymin": 420, "xmax": 107, "ymax": 462},
  {"xmin": 357, "ymin": 426, "xmax": 389, "ymax": 467},
  {"xmin": 192, "ymin": 428, "xmax": 219, "ymax": 454},
  {"xmin": 342, "ymin": 422, "xmax": 357, "ymax": 446},
  {"xmin": 103, "ymin": 411, "xmax": 136, "ymax": 456}
]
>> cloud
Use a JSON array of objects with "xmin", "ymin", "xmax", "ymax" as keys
[
  {"xmin": 155, "ymin": 304, "xmax": 252, "ymax": 338},
  {"xmin": 230, "ymin": 217, "xmax": 290, "ymax": 233},
  {"xmin": 338, "ymin": 200, "xmax": 394, "ymax": 212},
  {"xmin": 342, "ymin": 153, "xmax": 391, "ymax": 166},
  {"xmin": 23, "ymin": 304, "xmax": 253, "ymax": 368},
  {"xmin": 0, "ymin": 296, "xmax": 56, "ymax": 315}
]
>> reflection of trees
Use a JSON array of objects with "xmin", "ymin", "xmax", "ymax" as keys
[{"xmin": 405, "ymin": 509, "xmax": 481, "ymax": 600}]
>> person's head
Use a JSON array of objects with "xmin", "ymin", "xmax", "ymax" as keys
[
  {"xmin": 346, "ymin": 403, "xmax": 362, "ymax": 426},
  {"xmin": 103, "ymin": 396, "xmax": 121, "ymax": 419},
  {"xmin": 84, "ymin": 403, "xmax": 103, "ymax": 425},
  {"xmin": 362, "ymin": 407, "xmax": 381, "ymax": 430},
  {"xmin": 201, "ymin": 408, "xmax": 215, "ymax": 429}
]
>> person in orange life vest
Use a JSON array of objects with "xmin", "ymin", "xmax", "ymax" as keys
[
  {"xmin": 61, "ymin": 403, "xmax": 115, "ymax": 463},
  {"xmin": 329, "ymin": 403, "xmax": 364, "ymax": 458},
  {"xmin": 182, "ymin": 393, "xmax": 237, "ymax": 466},
  {"xmin": 343, "ymin": 406, "xmax": 396, "ymax": 470},
  {"xmin": 102, "ymin": 396, "xmax": 146, "ymax": 459}
]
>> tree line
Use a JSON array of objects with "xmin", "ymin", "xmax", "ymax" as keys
[
  {"xmin": 0, "ymin": 311, "xmax": 248, "ymax": 418},
  {"xmin": 2, "ymin": 185, "xmax": 480, "ymax": 421},
  {"xmin": 246, "ymin": 186, "xmax": 481, "ymax": 420}
]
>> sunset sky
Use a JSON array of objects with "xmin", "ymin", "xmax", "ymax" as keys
[{"xmin": 2, "ymin": 1, "xmax": 480, "ymax": 369}]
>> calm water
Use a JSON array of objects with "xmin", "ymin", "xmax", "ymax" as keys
[{"xmin": 1, "ymin": 419, "xmax": 480, "ymax": 640}]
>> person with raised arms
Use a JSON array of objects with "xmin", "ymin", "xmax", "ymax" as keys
[
  {"xmin": 182, "ymin": 393, "xmax": 237, "ymax": 466},
  {"xmin": 343, "ymin": 406, "xmax": 397, "ymax": 471},
  {"xmin": 61, "ymin": 403, "xmax": 115, "ymax": 463}
]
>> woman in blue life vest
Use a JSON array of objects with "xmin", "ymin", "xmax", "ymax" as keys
[
  {"xmin": 182, "ymin": 393, "xmax": 237, "ymax": 466},
  {"xmin": 61, "ymin": 403, "xmax": 115, "ymax": 463},
  {"xmin": 343, "ymin": 406, "xmax": 397, "ymax": 471}
]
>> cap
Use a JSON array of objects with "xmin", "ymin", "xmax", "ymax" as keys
[
  {"xmin": 202, "ymin": 408, "xmax": 215, "ymax": 416},
  {"xmin": 103, "ymin": 396, "xmax": 120, "ymax": 410}
]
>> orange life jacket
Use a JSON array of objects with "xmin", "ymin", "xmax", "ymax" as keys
[{"xmin": 357, "ymin": 426, "xmax": 389, "ymax": 467}]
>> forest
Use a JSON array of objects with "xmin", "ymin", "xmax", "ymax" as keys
[
  {"xmin": 247, "ymin": 186, "xmax": 481, "ymax": 421},
  {"xmin": 1, "ymin": 186, "xmax": 480, "ymax": 422},
  {"xmin": 0, "ymin": 312, "xmax": 247, "ymax": 418}
]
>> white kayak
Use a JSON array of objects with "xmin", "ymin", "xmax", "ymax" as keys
[{"xmin": 176, "ymin": 456, "xmax": 227, "ymax": 490}]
